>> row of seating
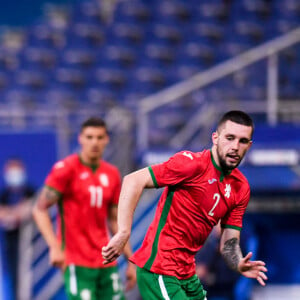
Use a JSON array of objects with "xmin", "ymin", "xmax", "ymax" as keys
[{"xmin": 0, "ymin": 0, "xmax": 299, "ymax": 143}]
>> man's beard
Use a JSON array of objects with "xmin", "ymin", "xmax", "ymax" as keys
[{"xmin": 217, "ymin": 149, "xmax": 241, "ymax": 172}]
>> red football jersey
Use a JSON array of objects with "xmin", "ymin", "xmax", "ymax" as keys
[
  {"xmin": 130, "ymin": 149, "xmax": 250, "ymax": 279},
  {"xmin": 45, "ymin": 154, "xmax": 121, "ymax": 268}
]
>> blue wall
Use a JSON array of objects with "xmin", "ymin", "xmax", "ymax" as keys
[{"xmin": 0, "ymin": 131, "xmax": 58, "ymax": 193}]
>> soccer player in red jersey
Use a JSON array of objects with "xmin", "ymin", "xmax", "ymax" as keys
[
  {"xmin": 102, "ymin": 111, "xmax": 268, "ymax": 300},
  {"xmin": 33, "ymin": 117, "xmax": 136, "ymax": 300}
]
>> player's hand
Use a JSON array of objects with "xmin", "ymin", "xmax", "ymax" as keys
[
  {"xmin": 49, "ymin": 245, "xmax": 66, "ymax": 271},
  {"xmin": 125, "ymin": 261, "xmax": 136, "ymax": 291},
  {"xmin": 238, "ymin": 252, "xmax": 268, "ymax": 286},
  {"xmin": 102, "ymin": 231, "xmax": 130, "ymax": 264}
]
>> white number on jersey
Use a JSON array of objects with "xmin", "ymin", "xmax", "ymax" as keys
[
  {"xmin": 89, "ymin": 185, "xmax": 103, "ymax": 208},
  {"xmin": 208, "ymin": 193, "xmax": 220, "ymax": 216}
]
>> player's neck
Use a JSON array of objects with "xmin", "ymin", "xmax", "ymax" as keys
[
  {"xmin": 79, "ymin": 153, "xmax": 101, "ymax": 167},
  {"xmin": 211, "ymin": 147, "xmax": 220, "ymax": 168}
]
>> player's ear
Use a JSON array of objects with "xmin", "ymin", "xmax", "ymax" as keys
[
  {"xmin": 104, "ymin": 133, "xmax": 110, "ymax": 145},
  {"xmin": 212, "ymin": 131, "xmax": 218, "ymax": 146},
  {"xmin": 78, "ymin": 133, "xmax": 83, "ymax": 146}
]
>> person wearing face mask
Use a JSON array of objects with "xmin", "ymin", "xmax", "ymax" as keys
[{"xmin": 0, "ymin": 158, "xmax": 36, "ymax": 300}]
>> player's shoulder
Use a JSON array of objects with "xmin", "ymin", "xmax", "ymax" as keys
[
  {"xmin": 100, "ymin": 160, "xmax": 120, "ymax": 174},
  {"xmin": 52, "ymin": 153, "xmax": 78, "ymax": 171},
  {"xmin": 231, "ymin": 168, "xmax": 250, "ymax": 187},
  {"xmin": 169, "ymin": 150, "xmax": 208, "ymax": 173},
  {"xmin": 174, "ymin": 149, "xmax": 207, "ymax": 161}
]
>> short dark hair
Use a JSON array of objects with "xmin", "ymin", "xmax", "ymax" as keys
[
  {"xmin": 80, "ymin": 117, "xmax": 107, "ymax": 133},
  {"xmin": 217, "ymin": 110, "xmax": 254, "ymax": 136}
]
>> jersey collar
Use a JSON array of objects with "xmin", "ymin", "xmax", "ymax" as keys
[
  {"xmin": 78, "ymin": 154, "xmax": 99, "ymax": 173},
  {"xmin": 210, "ymin": 149, "xmax": 231, "ymax": 182}
]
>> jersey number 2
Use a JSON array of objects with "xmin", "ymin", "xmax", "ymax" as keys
[
  {"xmin": 89, "ymin": 185, "xmax": 103, "ymax": 208},
  {"xmin": 208, "ymin": 193, "xmax": 220, "ymax": 216}
]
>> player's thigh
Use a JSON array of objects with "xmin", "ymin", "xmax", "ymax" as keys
[
  {"xmin": 95, "ymin": 266, "xmax": 125, "ymax": 300},
  {"xmin": 137, "ymin": 266, "xmax": 191, "ymax": 300},
  {"xmin": 64, "ymin": 265, "xmax": 97, "ymax": 300},
  {"xmin": 182, "ymin": 275, "xmax": 207, "ymax": 300}
]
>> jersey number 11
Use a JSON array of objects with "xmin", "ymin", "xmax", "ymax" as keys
[{"xmin": 89, "ymin": 185, "xmax": 103, "ymax": 208}]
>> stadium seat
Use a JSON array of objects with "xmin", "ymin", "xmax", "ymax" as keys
[
  {"xmin": 197, "ymin": 2, "xmax": 230, "ymax": 23},
  {"xmin": 27, "ymin": 24, "xmax": 66, "ymax": 48},
  {"xmin": 99, "ymin": 45, "xmax": 138, "ymax": 69},
  {"xmin": 114, "ymin": 1, "xmax": 152, "ymax": 24},
  {"xmin": 54, "ymin": 67, "xmax": 86, "ymax": 90},
  {"xmin": 60, "ymin": 48, "xmax": 96, "ymax": 68},
  {"xmin": 143, "ymin": 43, "xmax": 176, "ymax": 66},
  {"xmin": 0, "ymin": 49, "xmax": 19, "ymax": 71},
  {"xmin": 67, "ymin": 22, "xmax": 105, "ymax": 47},
  {"xmin": 14, "ymin": 69, "xmax": 48, "ymax": 90},
  {"xmin": 155, "ymin": 0, "xmax": 192, "ymax": 24},
  {"xmin": 21, "ymin": 47, "xmax": 57, "ymax": 69},
  {"xmin": 108, "ymin": 22, "xmax": 145, "ymax": 46}
]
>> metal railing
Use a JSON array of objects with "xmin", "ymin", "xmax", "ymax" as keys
[{"xmin": 137, "ymin": 27, "xmax": 300, "ymax": 152}]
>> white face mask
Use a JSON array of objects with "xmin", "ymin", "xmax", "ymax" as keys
[{"xmin": 4, "ymin": 167, "xmax": 26, "ymax": 188}]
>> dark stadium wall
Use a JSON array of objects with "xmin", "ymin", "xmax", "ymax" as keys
[{"xmin": 0, "ymin": 0, "xmax": 73, "ymax": 26}]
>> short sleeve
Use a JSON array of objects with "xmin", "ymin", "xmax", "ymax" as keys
[
  {"xmin": 149, "ymin": 151, "xmax": 202, "ymax": 187},
  {"xmin": 221, "ymin": 185, "xmax": 250, "ymax": 230},
  {"xmin": 45, "ymin": 160, "xmax": 72, "ymax": 194}
]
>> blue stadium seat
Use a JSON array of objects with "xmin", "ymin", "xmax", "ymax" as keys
[
  {"xmin": 142, "ymin": 43, "xmax": 176, "ymax": 67},
  {"xmin": 197, "ymin": 2, "xmax": 230, "ymax": 23},
  {"xmin": 27, "ymin": 24, "xmax": 66, "ymax": 48},
  {"xmin": 54, "ymin": 67, "xmax": 86, "ymax": 90},
  {"xmin": 154, "ymin": 0, "xmax": 192, "ymax": 24},
  {"xmin": 60, "ymin": 47, "xmax": 96, "ymax": 68},
  {"xmin": 20, "ymin": 47, "xmax": 57, "ymax": 70},
  {"xmin": 107, "ymin": 22, "xmax": 145, "ymax": 46},
  {"xmin": 0, "ymin": 49, "xmax": 19, "ymax": 71},
  {"xmin": 114, "ymin": 1, "xmax": 152, "ymax": 24},
  {"xmin": 66, "ymin": 22, "xmax": 105, "ymax": 48},
  {"xmin": 98, "ymin": 45, "xmax": 138, "ymax": 69},
  {"xmin": 14, "ymin": 69, "xmax": 48, "ymax": 90}
]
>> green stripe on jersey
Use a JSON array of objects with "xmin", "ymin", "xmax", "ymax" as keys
[
  {"xmin": 148, "ymin": 166, "xmax": 159, "ymax": 188},
  {"xmin": 221, "ymin": 224, "xmax": 242, "ymax": 231},
  {"xmin": 144, "ymin": 189, "xmax": 175, "ymax": 270}
]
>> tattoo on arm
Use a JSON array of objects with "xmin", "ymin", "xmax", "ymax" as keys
[
  {"xmin": 37, "ymin": 187, "xmax": 60, "ymax": 209},
  {"xmin": 44, "ymin": 188, "xmax": 59, "ymax": 202},
  {"xmin": 221, "ymin": 238, "xmax": 243, "ymax": 271}
]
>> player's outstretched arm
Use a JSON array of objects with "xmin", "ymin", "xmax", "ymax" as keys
[
  {"xmin": 102, "ymin": 167, "xmax": 154, "ymax": 264},
  {"xmin": 32, "ymin": 186, "xmax": 65, "ymax": 270},
  {"xmin": 108, "ymin": 204, "xmax": 137, "ymax": 290},
  {"xmin": 220, "ymin": 228, "xmax": 268, "ymax": 286}
]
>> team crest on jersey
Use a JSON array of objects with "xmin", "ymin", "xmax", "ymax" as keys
[
  {"xmin": 54, "ymin": 161, "xmax": 65, "ymax": 169},
  {"xmin": 99, "ymin": 173, "xmax": 109, "ymax": 187},
  {"xmin": 224, "ymin": 184, "xmax": 231, "ymax": 198},
  {"xmin": 80, "ymin": 171, "xmax": 89, "ymax": 180}
]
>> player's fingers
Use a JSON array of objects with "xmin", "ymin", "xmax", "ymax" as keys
[
  {"xmin": 103, "ymin": 253, "xmax": 119, "ymax": 265},
  {"xmin": 243, "ymin": 252, "xmax": 252, "ymax": 262},
  {"xmin": 258, "ymin": 271, "xmax": 268, "ymax": 281},
  {"xmin": 252, "ymin": 260, "xmax": 266, "ymax": 266},
  {"xmin": 257, "ymin": 274, "xmax": 267, "ymax": 286}
]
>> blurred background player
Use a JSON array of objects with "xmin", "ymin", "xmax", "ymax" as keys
[
  {"xmin": 32, "ymin": 117, "xmax": 136, "ymax": 300},
  {"xmin": 0, "ymin": 158, "xmax": 36, "ymax": 300}
]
